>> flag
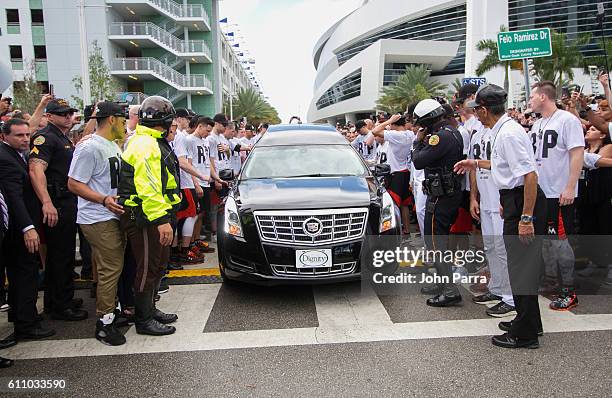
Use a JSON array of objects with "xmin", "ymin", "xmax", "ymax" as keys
[
  {"xmin": 219, "ymin": 17, "xmax": 228, "ymax": 23},
  {"xmin": 233, "ymin": 44, "xmax": 240, "ymax": 47},
  {"xmin": 226, "ymin": 32, "xmax": 234, "ymax": 37}
]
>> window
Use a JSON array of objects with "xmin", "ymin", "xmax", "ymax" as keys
[
  {"xmin": 34, "ymin": 45, "xmax": 47, "ymax": 60},
  {"xmin": 9, "ymin": 45, "xmax": 23, "ymax": 61},
  {"xmin": 6, "ymin": 9, "xmax": 19, "ymax": 23},
  {"xmin": 31, "ymin": 9, "xmax": 44, "ymax": 25}
]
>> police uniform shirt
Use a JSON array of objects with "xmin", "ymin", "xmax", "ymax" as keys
[
  {"xmin": 30, "ymin": 122, "xmax": 75, "ymax": 190},
  {"xmin": 490, "ymin": 114, "xmax": 538, "ymax": 190},
  {"xmin": 383, "ymin": 130, "xmax": 415, "ymax": 173},
  {"xmin": 68, "ymin": 134, "xmax": 122, "ymax": 224},
  {"xmin": 186, "ymin": 134, "xmax": 210, "ymax": 186},
  {"xmin": 351, "ymin": 132, "xmax": 377, "ymax": 162},
  {"xmin": 173, "ymin": 129, "xmax": 195, "ymax": 190},
  {"xmin": 469, "ymin": 127, "xmax": 500, "ymax": 211},
  {"xmin": 529, "ymin": 110, "xmax": 584, "ymax": 198}
]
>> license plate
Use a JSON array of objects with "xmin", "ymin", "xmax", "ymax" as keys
[{"xmin": 295, "ymin": 249, "xmax": 332, "ymax": 268}]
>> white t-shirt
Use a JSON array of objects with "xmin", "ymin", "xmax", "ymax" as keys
[
  {"xmin": 186, "ymin": 134, "xmax": 210, "ymax": 186},
  {"xmin": 376, "ymin": 140, "xmax": 389, "ymax": 165},
  {"xmin": 68, "ymin": 134, "xmax": 122, "ymax": 224},
  {"xmin": 529, "ymin": 110, "xmax": 585, "ymax": 198},
  {"xmin": 383, "ymin": 129, "xmax": 415, "ymax": 173},
  {"xmin": 491, "ymin": 115, "xmax": 538, "ymax": 190},
  {"xmin": 351, "ymin": 132, "xmax": 377, "ymax": 162},
  {"xmin": 240, "ymin": 136, "xmax": 257, "ymax": 147},
  {"xmin": 229, "ymin": 137, "xmax": 243, "ymax": 175},
  {"xmin": 469, "ymin": 127, "xmax": 500, "ymax": 211},
  {"xmin": 208, "ymin": 131, "xmax": 220, "ymax": 171},
  {"xmin": 215, "ymin": 134, "xmax": 233, "ymax": 171},
  {"xmin": 463, "ymin": 116, "xmax": 484, "ymax": 137},
  {"xmin": 173, "ymin": 129, "xmax": 195, "ymax": 189}
]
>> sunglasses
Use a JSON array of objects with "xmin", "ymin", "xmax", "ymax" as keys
[{"xmin": 52, "ymin": 112, "xmax": 74, "ymax": 117}]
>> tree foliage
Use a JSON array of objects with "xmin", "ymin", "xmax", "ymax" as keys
[
  {"xmin": 12, "ymin": 60, "xmax": 43, "ymax": 114},
  {"xmin": 225, "ymin": 88, "xmax": 281, "ymax": 125},
  {"xmin": 532, "ymin": 31, "xmax": 591, "ymax": 94},
  {"xmin": 72, "ymin": 40, "xmax": 120, "ymax": 111},
  {"xmin": 376, "ymin": 65, "xmax": 446, "ymax": 113}
]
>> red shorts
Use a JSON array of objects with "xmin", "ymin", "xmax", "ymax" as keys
[{"xmin": 177, "ymin": 188, "xmax": 198, "ymax": 220}]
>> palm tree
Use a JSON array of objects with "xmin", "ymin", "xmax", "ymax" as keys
[
  {"xmin": 376, "ymin": 65, "xmax": 446, "ymax": 113},
  {"xmin": 532, "ymin": 31, "xmax": 591, "ymax": 95},
  {"xmin": 225, "ymin": 88, "xmax": 281, "ymax": 125},
  {"xmin": 476, "ymin": 26, "xmax": 514, "ymax": 93}
]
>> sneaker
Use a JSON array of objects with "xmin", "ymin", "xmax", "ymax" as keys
[
  {"xmin": 95, "ymin": 320, "xmax": 126, "ymax": 346},
  {"xmin": 158, "ymin": 278, "xmax": 170, "ymax": 294},
  {"xmin": 191, "ymin": 240, "xmax": 215, "ymax": 253},
  {"xmin": 472, "ymin": 292, "xmax": 502, "ymax": 305},
  {"xmin": 549, "ymin": 289, "xmax": 578, "ymax": 311},
  {"xmin": 0, "ymin": 302, "xmax": 9, "ymax": 312},
  {"xmin": 486, "ymin": 301, "xmax": 517, "ymax": 318},
  {"xmin": 178, "ymin": 249, "xmax": 204, "ymax": 264}
]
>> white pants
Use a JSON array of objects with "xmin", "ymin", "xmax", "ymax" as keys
[
  {"xmin": 413, "ymin": 180, "xmax": 427, "ymax": 237},
  {"xmin": 480, "ymin": 209, "xmax": 514, "ymax": 306}
]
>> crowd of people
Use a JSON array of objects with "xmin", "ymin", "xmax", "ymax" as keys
[
  {"xmin": 0, "ymin": 93, "xmax": 269, "ymax": 367},
  {"xmin": 339, "ymin": 79, "xmax": 612, "ymax": 347},
  {"xmin": 0, "ymin": 75, "xmax": 611, "ymax": 365}
]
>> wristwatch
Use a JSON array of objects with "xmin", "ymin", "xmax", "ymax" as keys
[{"xmin": 520, "ymin": 214, "xmax": 534, "ymax": 223}]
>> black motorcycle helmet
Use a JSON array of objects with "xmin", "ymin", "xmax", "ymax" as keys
[{"xmin": 138, "ymin": 96, "xmax": 176, "ymax": 133}]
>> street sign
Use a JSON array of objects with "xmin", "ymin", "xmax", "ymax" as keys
[
  {"xmin": 497, "ymin": 28, "xmax": 552, "ymax": 61},
  {"xmin": 462, "ymin": 77, "xmax": 487, "ymax": 86}
]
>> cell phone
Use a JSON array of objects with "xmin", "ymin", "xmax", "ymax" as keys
[
  {"xmin": 562, "ymin": 87, "xmax": 570, "ymax": 97},
  {"xmin": 49, "ymin": 84, "xmax": 54, "ymax": 96}
]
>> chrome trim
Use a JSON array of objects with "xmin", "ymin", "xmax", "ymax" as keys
[
  {"xmin": 270, "ymin": 261, "xmax": 357, "ymax": 278},
  {"xmin": 254, "ymin": 208, "xmax": 369, "ymax": 246}
]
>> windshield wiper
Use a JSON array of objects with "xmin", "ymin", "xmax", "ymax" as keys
[{"xmin": 275, "ymin": 173, "xmax": 354, "ymax": 178}]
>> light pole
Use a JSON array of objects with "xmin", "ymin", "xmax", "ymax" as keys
[
  {"xmin": 598, "ymin": 2, "xmax": 612, "ymax": 90},
  {"xmin": 77, "ymin": 0, "xmax": 91, "ymax": 107}
]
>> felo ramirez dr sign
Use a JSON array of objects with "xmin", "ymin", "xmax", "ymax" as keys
[{"xmin": 497, "ymin": 28, "xmax": 552, "ymax": 61}]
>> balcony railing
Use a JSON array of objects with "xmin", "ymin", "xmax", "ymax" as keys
[
  {"xmin": 109, "ymin": 22, "xmax": 210, "ymax": 58},
  {"xmin": 108, "ymin": 0, "xmax": 209, "ymax": 23},
  {"xmin": 111, "ymin": 57, "xmax": 212, "ymax": 90}
]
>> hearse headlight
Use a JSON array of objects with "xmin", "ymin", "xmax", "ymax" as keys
[
  {"xmin": 379, "ymin": 191, "xmax": 396, "ymax": 233},
  {"xmin": 224, "ymin": 196, "xmax": 243, "ymax": 237}
]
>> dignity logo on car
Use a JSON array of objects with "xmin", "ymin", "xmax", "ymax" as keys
[{"xmin": 299, "ymin": 250, "xmax": 329, "ymax": 267}]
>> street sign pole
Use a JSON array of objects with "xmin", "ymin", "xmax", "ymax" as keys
[{"xmin": 523, "ymin": 58, "xmax": 531, "ymax": 104}]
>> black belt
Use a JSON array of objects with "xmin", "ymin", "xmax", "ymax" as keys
[{"xmin": 499, "ymin": 185, "xmax": 524, "ymax": 195}]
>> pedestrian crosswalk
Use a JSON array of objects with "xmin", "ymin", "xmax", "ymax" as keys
[{"xmin": 1, "ymin": 282, "xmax": 611, "ymax": 360}]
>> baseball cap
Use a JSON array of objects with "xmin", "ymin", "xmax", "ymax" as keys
[
  {"xmin": 45, "ymin": 98, "xmax": 78, "ymax": 114},
  {"xmin": 175, "ymin": 108, "xmax": 191, "ymax": 118},
  {"xmin": 466, "ymin": 84, "xmax": 508, "ymax": 108},
  {"xmin": 90, "ymin": 102, "xmax": 127, "ymax": 119},
  {"xmin": 456, "ymin": 83, "xmax": 479, "ymax": 103}
]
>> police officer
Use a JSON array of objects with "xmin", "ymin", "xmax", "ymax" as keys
[
  {"xmin": 412, "ymin": 98, "xmax": 465, "ymax": 307},
  {"xmin": 118, "ymin": 96, "xmax": 180, "ymax": 336},
  {"xmin": 29, "ymin": 99, "xmax": 88, "ymax": 321}
]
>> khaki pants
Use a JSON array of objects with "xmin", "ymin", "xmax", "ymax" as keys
[{"xmin": 80, "ymin": 219, "xmax": 126, "ymax": 316}]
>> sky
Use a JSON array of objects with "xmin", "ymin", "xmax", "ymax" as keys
[{"xmin": 219, "ymin": 0, "xmax": 363, "ymax": 123}]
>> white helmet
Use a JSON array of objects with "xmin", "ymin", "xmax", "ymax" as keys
[{"xmin": 413, "ymin": 98, "xmax": 445, "ymax": 127}]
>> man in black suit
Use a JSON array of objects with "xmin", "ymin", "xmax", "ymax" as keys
[{"xmin": 0, "ymin": 118, "xmax": 55, "ymax": 347}]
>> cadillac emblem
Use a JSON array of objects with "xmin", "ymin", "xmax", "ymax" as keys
[{"xmin": 303, "ymin": 217, "xmax": 323, "ymax": 237}]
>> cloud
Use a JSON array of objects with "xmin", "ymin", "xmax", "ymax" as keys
[{"xmin": 220, "ymin": 0, "xmax": 362, "ymax": 123}]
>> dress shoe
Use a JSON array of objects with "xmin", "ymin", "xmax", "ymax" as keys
[
  {"xmin": 153, "ymin": 308, "xmax": 178, "ymax": 324},
  {"xmin": 15, "ymin": 326, "xmax": 56, "ymax": 340},
  {"xmin": 135, "ymin": 319, "xmax": 176, "ymax": 336},
  {"xmin": 426, "ymin": 294, "xmax": 462, "ymax": 307},
  {"xmin": 51, "ymin": 308, "xmax": 88, "ymax": 321},
  {"xmin": 492, "ymin": 333, "xmax": 539, "ymax": 349},
  {"xmin": 0, "ymin": 356, "xmax": 13, "ymax": 368},
  {"xmin": 420, "ymin": 284, "xmax": 442, "ymax": 295},
  {"xmin": 0, "ymin": 333, "xmax": 17, "ymax": 349},
  {"xmin": 498, "ymin": 321, "xmax": 543, "ymax": 336}
]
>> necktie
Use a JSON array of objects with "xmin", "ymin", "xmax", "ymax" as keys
[{"xmin": 0, "ymin": 190, "xmax": 8, "ymax": 231}]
